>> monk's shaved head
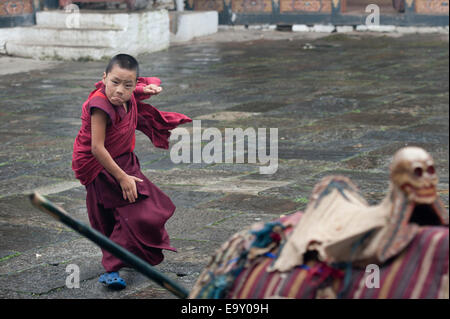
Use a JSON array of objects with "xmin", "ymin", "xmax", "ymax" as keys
[{"xmin": 106, "ymin": 54, "xmax": 139, "ymax": 79}]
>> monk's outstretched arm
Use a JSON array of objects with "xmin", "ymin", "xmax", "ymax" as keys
[
  {"xmin": 90, "ymin": 108, "xmax": 143, "ymax": 203},
  {"xmin": 134, "ymin": 77, "xmax": 162, "ymax": 101}
]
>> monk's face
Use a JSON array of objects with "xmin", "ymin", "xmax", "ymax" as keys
[{"xmin": 102, "ymin": 65, "xmax": 137, "ymax": 106}]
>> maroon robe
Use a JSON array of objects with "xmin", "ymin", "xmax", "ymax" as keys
[{"xmin": 72, "ymin": 78, "xmax": 192, "ymax": 271}]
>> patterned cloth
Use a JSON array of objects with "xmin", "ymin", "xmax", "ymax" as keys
[{"xmin": 190, "ymin": 212, "xmax": 449, "ymax": 299}]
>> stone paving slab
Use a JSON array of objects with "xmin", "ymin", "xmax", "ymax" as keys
[
  {"xmin": 0, "ymin": 222, "xmax": 79, "ymax": 260},
  {"xmin": 196, "ymin": 179, "xmax": 294, "ymax": 195},
  {"xmin": 0, "ymin": 238, "xmax": 100, "ymax": 276},
  {"xmin": 0, "ymin": 256, "xmax": 100, "ymax": 296},
  {"xmin": 165, "ymin": 207, "xmax": 238, "ymax": 239},
  {"xmin": 197, "ymin": 193, "xmax": 299, "ymax": 215}
]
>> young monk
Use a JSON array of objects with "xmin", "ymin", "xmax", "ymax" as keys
[{"xmin": 72, "ymin": 54, "xmax": 191, "ymax": 289}]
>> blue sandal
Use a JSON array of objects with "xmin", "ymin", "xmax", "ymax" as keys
[{"xmin": 99, "ymin": 272, "xmax": 126, "ymax": 290}]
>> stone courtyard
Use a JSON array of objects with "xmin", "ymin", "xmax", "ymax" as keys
[{"xmin": 0, "ymin": 29, "xmax": 448, "ymax": 299}]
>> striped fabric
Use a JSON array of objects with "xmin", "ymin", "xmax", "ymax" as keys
[
  {"xmin": 342, "ymin": 226, "xmax": 449, "ymax": 299},
  {"xmin": 225, "ymin": 222, "xmax": 448, "ymax": 299}
]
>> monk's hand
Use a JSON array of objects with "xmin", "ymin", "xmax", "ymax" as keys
[
  {"xmin": 143, "ymin": 84, "xmax": 162, "ymax": 95},
  {"xmin": 119, "ymin": 174, "xmax": 143, "ymax": 203}
]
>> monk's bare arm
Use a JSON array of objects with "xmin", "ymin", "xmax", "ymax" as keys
[
  {"xmin": 91, "ymin": 109, "xmax": 125, "ymax": 181},
  {"xmin": 90, "ymin": 108, "xmax": 142, "ymax": 203}
]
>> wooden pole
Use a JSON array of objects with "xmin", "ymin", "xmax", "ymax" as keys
[{"xmin": 29, "ymin": 192, "xmax": 190, "ymax": 299}]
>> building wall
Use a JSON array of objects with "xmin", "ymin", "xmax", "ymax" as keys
[
  {"xmin": 0, "ymin": 0, "xmax": 34, "ymax": 16},
  {"xmin": 187, "ymin": 0, "xmax": 450, "ymax": 15},
  {"xmin": 279, "ymin": 0, "xmax": 333, "ymax": 13},
  {"xmin": 0, "ymin": 0, "xmax": 36, "ymax": 27},
  {"xmin": 415, "ymin": 0, "xmax": 449, "ymax": 14}
]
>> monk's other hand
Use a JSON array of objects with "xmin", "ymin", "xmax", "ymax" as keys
[
  {"xmin": 119, "ymin": 174, "xmax": 143, "ymax": 203},
  {"xmin": 143, "ymin": 84, "xmax": 162, "ymax": 95}
]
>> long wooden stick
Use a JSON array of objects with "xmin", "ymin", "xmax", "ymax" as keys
[{"xmin": 29, "ymin": 192, "xmax": 189, "ymax": 299}]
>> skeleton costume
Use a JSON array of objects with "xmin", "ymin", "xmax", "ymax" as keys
[
  {"xmin": 190, "ymin": 147, "xmax": 449, "ymax": 299},
  {"xmin": 271, "ymin": 146, "xmax": 448, "ymax": 270}
]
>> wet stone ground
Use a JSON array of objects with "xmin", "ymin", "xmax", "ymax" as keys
[{"xmin": 0, "ymin": 30, "xmax": 448, "ymax": 299}]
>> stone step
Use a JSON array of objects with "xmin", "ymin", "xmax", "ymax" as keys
[
  {"xmin": 1, "ymin": 9, "xmax": 170, "ymax": 60},
  {"xmin": 36, "ymin": 10, "xmax": 130, "ymax": 30},
  {"xmin": 12, "ymin": 26, "xmax": 124, "ymax": 48},
  {"xmin": 4, "ymin": 42, "xmax": 118, "ymax": 60}
]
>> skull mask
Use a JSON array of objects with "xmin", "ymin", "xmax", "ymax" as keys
[
  {"xmin": 390, "ymin": 146, "xmax": 438, "ymax": 205},
  {"xmin": 374, "ymin": 146, "xmax": 448, "ymax": 262}
]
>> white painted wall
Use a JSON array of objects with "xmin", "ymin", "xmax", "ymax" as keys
[
  {"xmin": 170, "ymin": 11, "xmax": 218, "ymax": 43},
  {"xmin": 2, "ymin": 10, "xmax": 170, "ymax": 60}
]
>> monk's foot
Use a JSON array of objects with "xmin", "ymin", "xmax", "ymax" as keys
[{"xmin": 98, "ymin": 271, "xmax": 126, "ymax": 290}]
